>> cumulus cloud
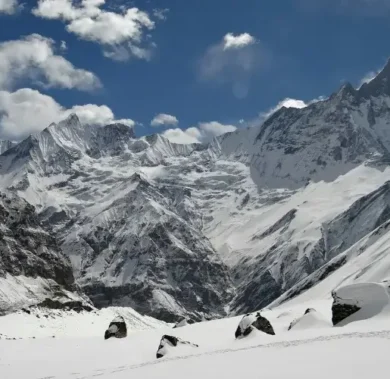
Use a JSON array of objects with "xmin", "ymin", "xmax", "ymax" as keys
[
  {"xmin": 151, "ymin": 113, "xmax": 178, "ymax": 127},
  {"xmin": 198, "ymin": 121, "xmax": 237, "ymax": 137},
  {"xmin": 0, "ymin": 88, "xmax": 134, "ymax": 140},
  {"xmin": 223, "ymin": 33, "xmax": 256, "ymax": 50},
  {"xmin": 0, "ymin": 0, "xmax": 18, "ymax": 14},
  {"xmin": 162, "ymin": 121, "xmax": 237, "ymax": 144},
  {"xmin": 245, "ymin": 96, "xmax": 326, "ymax": 128},
  {"xmin": 0, "ymin": 34, "xmax": 101, "ymax": 91},
  {"xmin": 162, "ymin": 127, "xmax": 201, "ymax": 144},
  {"xmin": 198, "ymin": 32, "xmax": 267, "ymax": 99},
  {"xmin": 33, "ymin": 0, "xmax": 162, "ymax": 61},
  {"xmin": 261, "ymin": 98, "xmax": 308, "ymax": 119}
]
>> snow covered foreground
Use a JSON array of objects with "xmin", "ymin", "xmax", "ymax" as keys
[{"xmin": 1, "ymin": 296, "xmax": 390, "ymax": 379}]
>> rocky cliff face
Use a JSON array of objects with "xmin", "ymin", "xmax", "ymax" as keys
[
  {"xmin": 0, "ymin": 191, "xmax": 73, "ymax": 286},
  {"xmin": 0, "ymin": 191, "xmax": 91, "ymax": 314}
]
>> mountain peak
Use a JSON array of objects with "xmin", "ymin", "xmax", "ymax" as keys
[
  {"xmin": 359, "ymin": 58, "xmax": 390, "ymax": 99},
  {"xmin": 331, "ymin": 82, "xmax": 357, "ymax": 102},
  {"xmin": 60, "ymin": 113, "xmax": 81, "ymax": 127}
]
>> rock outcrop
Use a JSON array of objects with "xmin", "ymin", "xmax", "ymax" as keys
[
  {"xmin": 235, "ymin": 312, "xmax": 275, "ymax": 339},
  {"xmin": 0, "ymin": 192, "xmax": 84, "ymax": 314},
  {"xmin": 104, "ymin": 316, "xmax": 127, "ymax": 339},
  {"xmin": 156, "ymin": 335, "xmax": 199, "ymax": 359}
]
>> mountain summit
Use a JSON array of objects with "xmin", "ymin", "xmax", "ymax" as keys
[{"xmin": 359, "ymin": 59, "xmax": 390, "ymax": 98}]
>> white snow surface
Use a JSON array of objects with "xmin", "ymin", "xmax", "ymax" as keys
[
  {"xmin": 0, "ymin": 306, "xmax": 166, "ymax": 339},
  {"xmin": 1, "ymin": 298, "xmax": 390, "ymax": 379}
]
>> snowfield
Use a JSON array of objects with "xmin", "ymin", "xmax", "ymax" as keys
[{"xmin": 1, "ymin": 293, "xmax": 390, "ymax": 379}]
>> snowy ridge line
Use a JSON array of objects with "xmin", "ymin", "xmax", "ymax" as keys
[{"xmin": 72, "ymin": 330, "xmax": 390, "ymax": 378}]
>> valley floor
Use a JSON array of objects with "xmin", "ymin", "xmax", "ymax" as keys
[{"xmin": 1, "ymin": 300, "xmax": 389, "ymax": 379}]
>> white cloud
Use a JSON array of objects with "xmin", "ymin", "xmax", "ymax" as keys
[
  {"xmin": 198, "ymin": 32, "xmax": 266, "ymax": 99},
  {"xmin": 0, "ymin": 88, "xmax": 134, "ymax": 140},
  {"xmin": 162, "ymin": 121, "xmax": 237, "ymax": 144},
  {"xmin": 246, "ymin": 96, "xmax": 326, "ymax": 127},
  {"xmin": 198, "ymin": 121, "xmax": 237, "ymax": 137},
  {"xmin": 151, "ymin": 113, "xmax": 178, "ymax": 127},
  {"xmin": 33, "ymin": 0, "xmax": 161, "ymax": 61},
  {"xmin": 162, "ymin": 127, "xmax": 201, "ymax": 144},
  {"xmin": 359, "ymin": 71, "xmax": 378, "ymax": 87},
  {"xmin": 0, "ymin": 0, "xmax": 18, "ymax": 14},
  {"xmin": 262, "ymin": 98, "xmax": 308, "ymax": 119},
  {"xmin": 0, "ymin": 34, "xmax": 101, "ymax": 91},
  {"xmin": 358, "ymin": 60, "xmax": 390, "ymax": 88},
  {"xmin": 223, "ymin": 33, "xmax": 256, "ymax": 50}
]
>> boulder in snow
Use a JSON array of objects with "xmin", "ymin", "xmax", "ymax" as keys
[
  {"xmin": 156, "ymin": 335, "xmax": 199, "ymax": 359},
  {"xmin": 104, "ymin": 316, "xmax": 127, "ymax": 340},
  {"xmin": 235, "ymin": 312, "xmax": 275, "ymax": 339},
  {"xmin": 332, "ymin": 283, "xmax": 390, "ymax": 326},
  {"xmin": 173, "ymin": 318, "xmax": 195, "ymax": 328},
  {"xmin": 288, "ymin": 308, "xmax": 330, "ymax": 331}
]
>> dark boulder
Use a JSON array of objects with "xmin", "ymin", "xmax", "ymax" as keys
[
  {"xmin": 331, "ymin": 290, "xmax": 361, "ymax": 326},
  {"xmin": 104, "ymin": 316, "xmax": 127, "ymax": 340},
  {"xmin": 332, "ymin": 303, "xmax": 360, "ymax": 326},
  {"xmin": 156, "ymin": 335, "xmax": 198, "ymax": 359},
  {"xmin": 235, "ymin": 312, "xmax": 275, "ymax": 339}
]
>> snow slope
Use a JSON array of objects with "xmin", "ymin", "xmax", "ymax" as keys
[
  {"xmin": 1, "ymin": 297, "xmax": 389, "ymax": 379},
  {"xmin": 0, "ymin": 306, "xmax": 166, "ymax": 339}
]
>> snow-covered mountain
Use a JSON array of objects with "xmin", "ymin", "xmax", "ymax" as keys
[{"xmin": 2, "ymin": 61, "xmax": 390, "ymax": 321}]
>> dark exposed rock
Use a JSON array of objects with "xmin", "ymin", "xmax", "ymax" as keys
[
  {"xmin": 331, "ymin": 291, "xmax": 361, "ymax": 326},
  {"xmin": 37, "ymin": 298, "xmax": 93, "ymax": 313},
  {"xmin": 332, "ymin": 303, "xmax": 360, "ymax": 326},
  {"xmin": 0, "ymin": 192, "xmax": 74, "ymax": 287},
  {"xmin": 0, "ymin": 192, "xmax": 82, "ymax": 315},
  {"xmin": 156, "ymin": 335, "xmax": 199, "ymax": 359},
  {"xmin": 235, "ymin": 312, "xmax": 275, "ymax": 339},
  {"xmin": 104, "ymin": 316, "xmax": 127, "ymax": 340}
]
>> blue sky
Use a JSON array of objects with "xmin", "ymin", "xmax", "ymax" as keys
[{"xmin": 1, "ymin": 0, "xmax": 390, "ymax": 142}]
